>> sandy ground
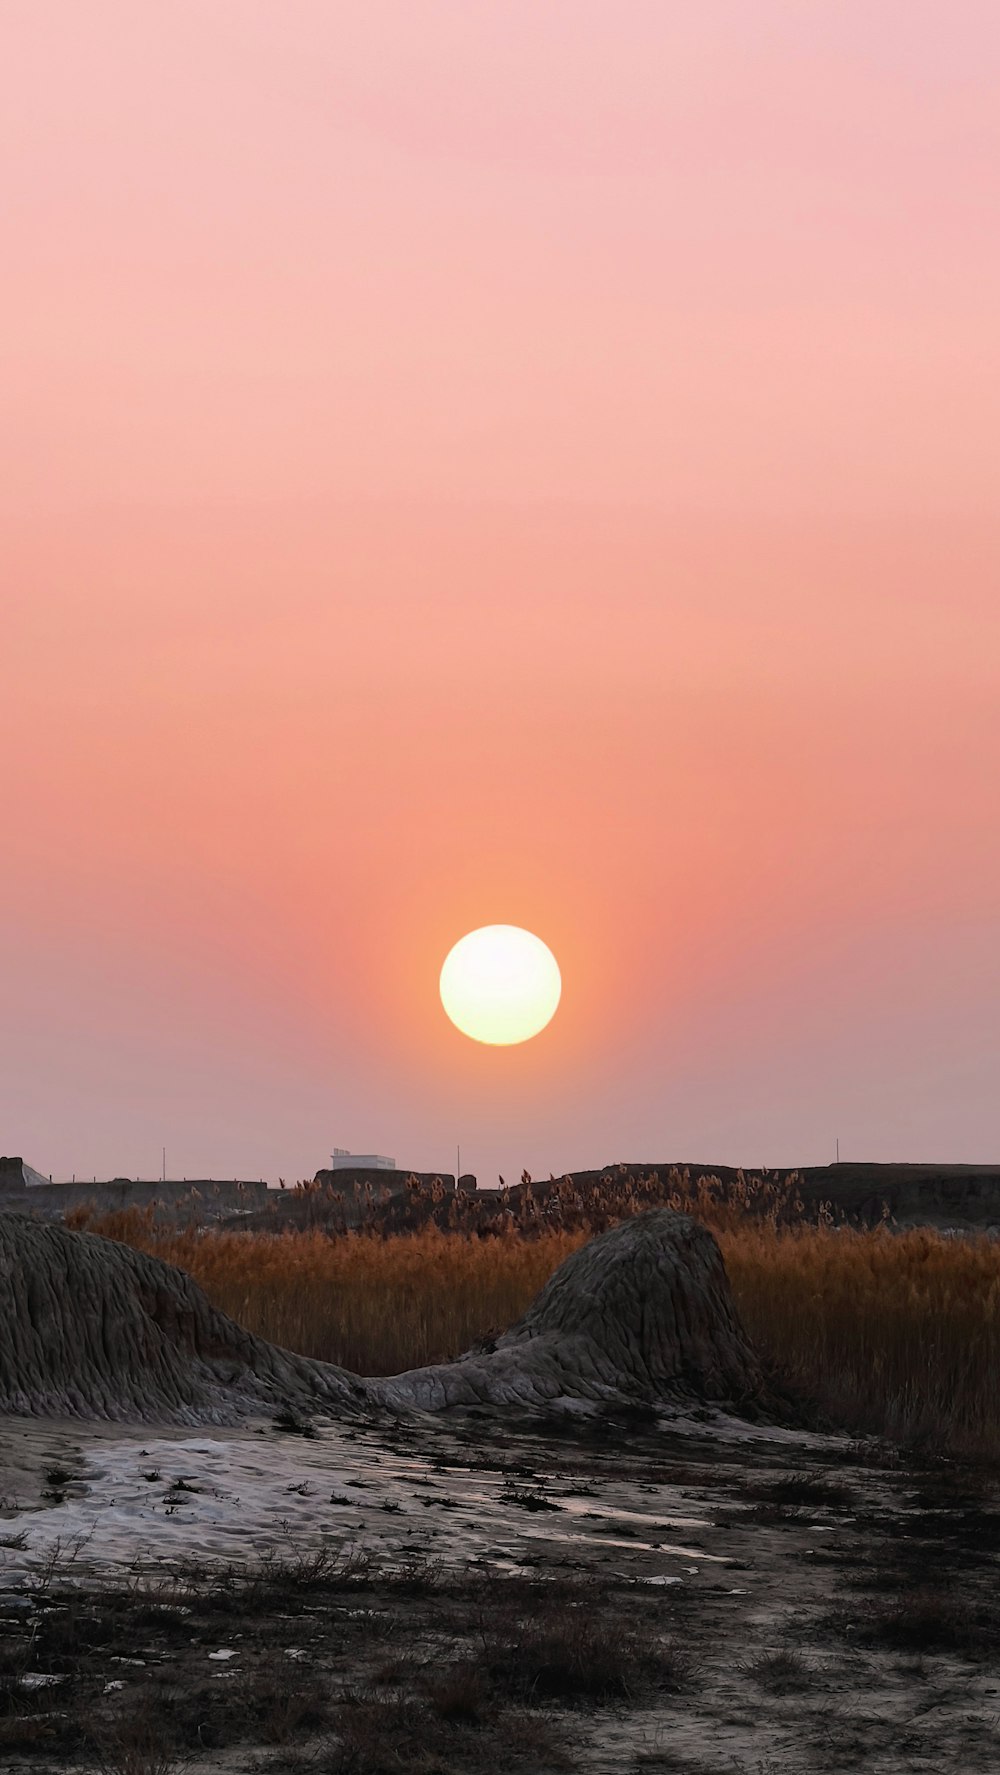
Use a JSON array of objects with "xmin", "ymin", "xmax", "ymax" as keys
[
  {"xmin": 2, "ymin": 1409, "xmax": 999, "ymax": 1774},
  {"xmin": 0, "ymin": 1410, "xmax": 821, "ymax": 1585}
]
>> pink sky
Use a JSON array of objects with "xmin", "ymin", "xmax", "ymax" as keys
[{"xmin": 3, "ymin": 2, "xmax": 999, "ymax": 1185}]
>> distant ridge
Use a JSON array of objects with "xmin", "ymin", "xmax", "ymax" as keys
[
  {"xmin": 338, "ymin": 1160, "xmax": 1000, "ymax": 1236},
  {"xmin": 0, "ymin": 1161, "xmax": 270, "ymax": 1223},
  {"xmin": 4, "ymin": 1157, "xmax": 1000, "ymax": 1233},
  {"xmin": 224, "ymin": 1160, "xmax": 1000, "ymax": 1237}
]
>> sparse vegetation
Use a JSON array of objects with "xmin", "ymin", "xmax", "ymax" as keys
[
  {"xmin": 66, "ymin": 1166, "xmax": 1000, "ymax": 1462},
  {"xmin": 0, "ymin": 1556, "xmax": 667, "ymax": 1773},
  {"xmin": 501, "ymin": 1483, "xmax": 562, "ymax": 1513},
  {"xmin": 3, "ymin": 1442, "xmax": 1000, "ymax": 1773},
  {"xmin": 743, "ymin": 1648, "xmax": 817, "ymax": 1693},
  {"xmin": 322, "ymin": 1678, "xmax": 568, "ymax": 1773},
  {"xmin": 838, "ymin": 1584, "xmax": 1000, "ymax": 1654},
  {"xmin": 737, "ymin": 1471, "xmax": 856, "ymax": 1509},
  {"xmin": 476, "ymin": 1587, "xmax": 690, "ymax": 1704},
  {"xmin": 94, "ymin": 1718, "xmax": 186, "ymax": 1775}
]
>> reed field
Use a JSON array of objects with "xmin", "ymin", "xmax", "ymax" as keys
[{"xmin": 67, "ymin": 1171, "xmax": 1000, "ymax": 1462}]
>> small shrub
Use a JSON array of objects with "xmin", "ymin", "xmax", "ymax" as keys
[
  {"xmin": 480, "ymin": 1594, "xmax": 689, "ymax": 1705},
  {"xmin": 323, "ymin": 1683, "xmax": 565, "ymax": 1773},
  {"xmin": 744, "ymin": 1648, "xmax": 817, "ymax": 1693},
  {"xmin": 841, "ymin": 1586, "xmax": 1000, "ymax": 1653},
  {"xmin": 422, "ymin": 1659, "xmax": 493, "ymax": 1725},
  {"xmin": 93, "ymin": 1717, "xmax": 185, "ymax": 1775},
  {"xmin": 739, "ymin": 1471, "xmax": 856, "ymax": 1509},
  {"xmin": 501, "ymin": 1485, "xmax": 561, "ymax": 1513}
]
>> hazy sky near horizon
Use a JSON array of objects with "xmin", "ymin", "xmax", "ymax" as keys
[{"xmin": 3, "ymin": 2, "xmax": 999, "ymax": 1185}]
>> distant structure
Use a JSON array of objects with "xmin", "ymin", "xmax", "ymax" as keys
[
  {"xmin": 330, "ymin": 1148, "xmax": 396, "ymax": 1172},
  {"xmin": 1, "ymin": 1157, "xmax": 49, "ymax": 1189},
  {"xmin": 0, "ymin": 1157, "xmax": 271, "ymax": 1225}
]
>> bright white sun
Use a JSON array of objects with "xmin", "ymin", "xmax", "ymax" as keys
[{"xmin": 439, "ymin": 925, "xmax": 562, "ymax": 1046}]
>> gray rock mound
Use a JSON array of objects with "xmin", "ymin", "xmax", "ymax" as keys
[
  {"xmin": 1, "ymin": 1209, "xmax": 777, "ymax": 1425},
  {"xmin": 375, "ymin": 1209, "xmax": 772, "ymax": 1414},
  {"xmin": 0, "ymin": 1216, "xmax": 360, "ymax": 1424}
]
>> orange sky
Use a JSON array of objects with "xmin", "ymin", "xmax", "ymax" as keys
[{"xmin": 3, "ymin": 3, "xmax": 999, "ymax": 1184}]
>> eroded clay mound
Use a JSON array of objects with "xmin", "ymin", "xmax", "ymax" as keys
[
  {"xmin": 1, "ymin": 1208, "xmax": 776, "ymax": 1427},
  {"xmin": 375, "ymin": 1209, "xmax": 774, "ymax": 1415},
  {"xmin": 0, "ymin": 1215, "xmax": 360, "ymax": 1424}
]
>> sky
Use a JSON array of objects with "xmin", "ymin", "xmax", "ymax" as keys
[{"xmin": 3, "ymin": 1, "xmax": 999, "ymax": 1187}]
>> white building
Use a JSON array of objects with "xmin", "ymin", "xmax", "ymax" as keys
[{"xmin": 329, "ymin": 1148, "xmax": 396, "ymax": 1172}]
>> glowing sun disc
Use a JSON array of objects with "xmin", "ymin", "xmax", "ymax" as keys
[{"xmin": 439, "ymin": 925, "xmax": 562, "ymax": 1046}]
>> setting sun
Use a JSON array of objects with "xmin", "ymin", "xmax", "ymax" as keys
[{"xmin": 439, "ymin": 926, "xmax": 562, "ymax": 1046}]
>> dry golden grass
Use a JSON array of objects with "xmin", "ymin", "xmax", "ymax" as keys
[
  {"xmin": 67, "ymin": 1176, "xmax": 1000, "ymax": 1461},
  {"xmin": 68, "ymin": 1205, "xmax": 589, "ymax": 1376},
  {"xmin": 719, "ymin": 1221, "xmax": 1000, "ymax": 1459}
]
